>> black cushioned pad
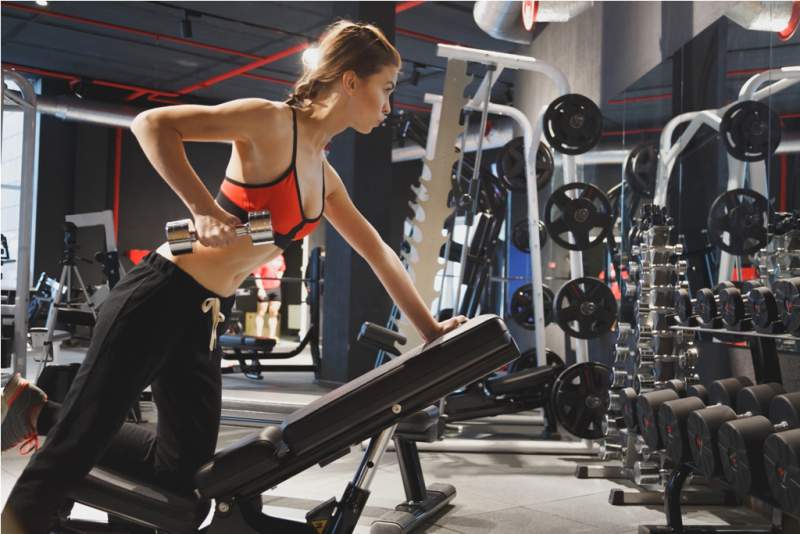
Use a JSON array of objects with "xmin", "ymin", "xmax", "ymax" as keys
[
  {"xmin": 487, "ymin": 365, "xmax": 557, "ymax": 396},
  {"xmin": 200, "ymin": 314, "xmax": 517, "ymax": 499},
  {"xmin": 397, "ymin": 405, "xmax": 440, "ymax": 434},
  {"xmin": 281, "ymin": 315, "xmax": 514, "ymax": 455},
  {"xmin": 68, "ymin": 467, "xmax": 210, "ymax": 534},
  {"xmin": 219, "ymin": 335, "xmax": 277, "ymax": 351}
]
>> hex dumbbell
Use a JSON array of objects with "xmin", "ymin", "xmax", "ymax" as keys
[
  {"xmin": 763, "ymin": 427, "xmax": 800, "ymax": 515},
  {"xmin": 718, "ymin": 392, "xmax": 800, "ymax": 498},
  {"xmin": 635, "ymin": 380, "xmax": 700, "ymax": 449},
  {"xmin": 687, "ymin": 380, "xmax": 783, "ymax": 480},
  {"xmin": 165, "ymin": 210, "xmax": 273, "ymax": 255}
]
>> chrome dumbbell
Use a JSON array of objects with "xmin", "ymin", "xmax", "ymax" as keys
[{"xmin": 165, "ymin": 210, "xmax": 274, "ymax": 255}]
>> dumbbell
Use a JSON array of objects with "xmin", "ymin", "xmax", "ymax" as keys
[
  {"xmin": 165, "ymin": 210, "xmax": 273, "ymax": 255},
  {"xmin": 718, "ymin": 280, "xmax": 762, "ymax": 331},
  {"xmin": 748, "ymin": 286, "xmax": 782, "ymax": 334},
  {"xmin": 774, "ymin": 277, "xmax": 800, "ymax": 335},
  {"xmin": 657, "ymin": 384, "xmax": 710, "ymax": 464},
  {"xmin": 635, "ymin": 379, "xmax": 699, "ymax": 449},
  {"xmin": 687, "ymin": 380, "xmax": 783, "ymax": 480},
  {"xmin": 718, "ymin": 392, "xmax": 800, "ymax": 498},
  {"xmin": 763, "ymin": 427, "xmax": 800, "ymax": 515},
  {"xmin": 674, "ymin": 287, "xmax": 697, "ymax": 325},
  {"xmin": 694, "ymin": 282, "xmax": 736, "ymax": 328}
]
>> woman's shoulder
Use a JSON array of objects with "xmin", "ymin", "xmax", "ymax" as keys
[{"xmin": 226, "ymin": 99, "xmax": 293, "ymax": 140}]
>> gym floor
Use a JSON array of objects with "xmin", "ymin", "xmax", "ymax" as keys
[{"xmin": 1, "ymin": 345, "xmax": 770, "ymax": 534}]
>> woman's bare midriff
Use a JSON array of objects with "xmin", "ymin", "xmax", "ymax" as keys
[{"xmin": 155, "ymin": 238, "xmax": 283, "ymax": 298}]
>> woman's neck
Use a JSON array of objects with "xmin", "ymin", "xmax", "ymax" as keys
[{"xmin": 297, "ymin": 95, "xmax": 350, "ymax": 153}]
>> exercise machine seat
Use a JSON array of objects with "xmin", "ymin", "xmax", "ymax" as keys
[
  {"xmin": 218, "ymin": 335, "xmax": 277, "ymax": 352},
  {"xmin": 68, "ymin": 468, "xmax": 210, "ymax": 534},
  {"xmin": 487, "ymin": 365, "xmax": 558, "ymax": 396}
]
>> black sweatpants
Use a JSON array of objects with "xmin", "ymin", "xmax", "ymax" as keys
[{"xmin": 3, "ymin": 252, "xmax": 233, "ymax": 533}]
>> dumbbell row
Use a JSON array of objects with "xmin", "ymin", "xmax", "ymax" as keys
[
  {"xmin": 623, "ymin": 377, "xmax": 800, "ymax": 515},
  {"xmin": 675, "ymin": 277, "xmax": 800, "ymax": 335}
]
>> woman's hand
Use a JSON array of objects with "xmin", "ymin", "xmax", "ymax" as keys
[
  {"xmin": 193, "ymin": 203, "xmax": 242, "ymax": 248},
  {"xmin": 425, "ymin": 315, "xmax": 468, "ymax": 343}
]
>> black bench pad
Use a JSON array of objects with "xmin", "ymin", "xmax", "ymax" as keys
[
  {"xmin": 68, "ymin": 467, "xmax": 209, "ymax": 534},
  {"xmin": 219, "ymin": 334, "xmax": 277, "ymax": 351},
  {"xmin": 195, "ymin": 426, "xmax": 283, "ymax": 498}
]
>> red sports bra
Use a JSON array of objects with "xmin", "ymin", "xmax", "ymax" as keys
[{"xmin": 216, "ymin": 107, "xmax": 324, "ymax": 249}]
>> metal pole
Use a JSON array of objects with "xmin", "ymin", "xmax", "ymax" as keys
[{"xmin": 3, "ymin": 70, "xmax": 37, "ymax": 380}]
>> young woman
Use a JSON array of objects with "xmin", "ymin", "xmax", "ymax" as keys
[{"xmin": 1, "ymin": 20, "xmax": 466, "ymax": 533}]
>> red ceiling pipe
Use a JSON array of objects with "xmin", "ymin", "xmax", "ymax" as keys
[
  {"xmin": 240, "ymin": 72, "xmax": 294, "ymax": 87},
  {"xmin": 397, "ymin": 27, "xmax": 457, "ymax": 45},
  {"xmin": 2, "ymin": 62, "xmax": 79, "ymax": 83},
  {"xmin": 3, "ymin": 3, "xmax": 264, "ymax": 61},
  {"xmin": 396, "ymin": 2, "xmax": 425, "ymax": 13},
  {"xmin": 607, "ymin": 93, "xmax": 672, "ymax": 105},
  {"xmin": 92, "ymin": 79, "xmax": 179, "ymax": 98},
  {"xmin": 176, "ymin": 42, "xmax": 308, "ymax": 94},
  {"xmin": 395, "ymin": 101, "xmax": 431, "ymax": 113}
]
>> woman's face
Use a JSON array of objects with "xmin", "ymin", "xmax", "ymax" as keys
[{"xmin": 348, "ymin": 64, "xmax": 399, "ymax": 134}]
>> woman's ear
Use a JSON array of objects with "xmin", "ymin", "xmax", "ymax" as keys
[{"xmin": 341, "ymin": 70, "xmax": 359, "ymax": 95}]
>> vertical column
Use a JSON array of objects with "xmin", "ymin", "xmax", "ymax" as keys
[
  {"xmin": 321, "ymin": 2, "xmax": 396, "ymax": 384},
  {"xmin": 670, "ymin": 19, "xmax": 728, "ymax": 292}
]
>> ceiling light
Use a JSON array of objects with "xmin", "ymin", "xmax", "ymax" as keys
[
  {"xmin": 35, "ymin": 0, "xmax": 47, "ymax": 5},
  {"xmin": 302, "ymin": 47, "xmax": 320, "ymax": 71}
]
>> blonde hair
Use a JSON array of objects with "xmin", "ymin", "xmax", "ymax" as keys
[{"xmin": 287, "ymin": 20, "xmax": 401, "ymax": 107}]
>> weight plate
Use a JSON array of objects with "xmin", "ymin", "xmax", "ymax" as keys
[
  {"xmin": 748, "ymin": 287, "xmax": 778, "ymax": 332},
  {"xmin": 543, "ymin": 93, "xmax": 603, "ymax": 155},
  {"xmin": 544, "ymin": 183, "xmax": 613, "ymax": 251},
  {"xmin": 775, "ymin": 278, "xmax": 800, "ymax": 334},
  {"xmin": 511, "ymin": 218, "xmax": 548, "ymax": 253},
  {"xmin": 707, "ymin": 189, "xmax": 769, "ymax": 256},
  {"xmin": 510, "ymin": 284, "xmax": 554, "ymax": 330},
  {"xmin": 496, "ymin": 137, "xmax": 554, "ymax": 192},
  {"xmin": 624, "ymin": 143, "xmax": 658, "ymax": 198},
  {"xmin": 554, "ymin": 277, "xmax": 618, "ymax": 339},
  {"xmin": 720, "ymin": 100, "xmax": 782, "ymax": 162},
  {"xmin": 551, "ymin": 361, "xmax": 611, "ymax": 439}
]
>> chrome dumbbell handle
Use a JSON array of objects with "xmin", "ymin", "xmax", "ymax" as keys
[{"xmin": 166, "ymin": 210, "xmax": 273, "ymax": 255}]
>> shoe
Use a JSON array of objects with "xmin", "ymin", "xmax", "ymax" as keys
[{"xmin": 1, "ymin": 373, "xmax": 47, "ymax": 454}]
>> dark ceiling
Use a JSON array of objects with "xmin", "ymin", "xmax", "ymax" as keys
[
  {"xmin": 2, "ymin": 1, "xmax": 797, "ymax": 139},
  {"xmin": 0, "ymin": 1, "xmax": 517, "ymax": 112}
]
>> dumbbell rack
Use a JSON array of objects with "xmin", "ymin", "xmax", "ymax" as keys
[{"xmin": 582, "ymin": 206, "xmax": 726, "ymax": 507}]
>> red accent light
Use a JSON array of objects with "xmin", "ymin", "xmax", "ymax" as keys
[{"xmin": 778, "ymin": 1, "xmax": 800, "ymax": 41}]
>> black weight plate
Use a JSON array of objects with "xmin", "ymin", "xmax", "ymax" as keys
[
  {"xmin": 543, "ymin": 93, "xmax": 603, "ymax": 155},
  {"xmin": 544, "ymin": 183, "xmax": 613, "ymax": 251},
  {"xmin": 775, "ymin": 278, "xmax": 800, "ymax": 334},
  {"xmin": 511, "ymin": 219, "xmax": 547, "ymax": 253},
  {"xmin": 719, "ymin": 287, "xmax": 746, "ymax": 328},
  {"xmin": 707, "ymin": 189, "xmax": 769, "ymax": 256},
  {"xmin": 496, "ymin": 137, "xmax": 554, "ymax": 192},
  {"xmin": 551, "ymin": 361, "xmax": 611, "ymax": 439},
  {"xmin": 510, "ymin": 284, "xmax": 554, "ymax": 330},
  {"xmin": 624, "ymin": 143, "xmax": 658, "ymax": 198},
  {"xmin": 554, "ymin": 277, "xmax": 618, "ymax": 339},
  {"xmin": 695, "ymin": 288, "xmax": 718, "ymax": 325},
  {"xmin": 749, "ymin": 286, "xmax": 779, "ymax": 331},
  {"xmin": 720, "ymin": 100, "xmax": 782, "ymax": 162},
  {"xmin": 674, "ymin": 288, "xmax": 694, "ymax": 323}
]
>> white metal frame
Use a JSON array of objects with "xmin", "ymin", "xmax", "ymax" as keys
[
  {"xmin": 652, "ymin": 66, "xmax": 800, "ymax": 282},
  {"xmin": 436, "ymin": 43, "xmax": 589, "ymax": 366}
]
